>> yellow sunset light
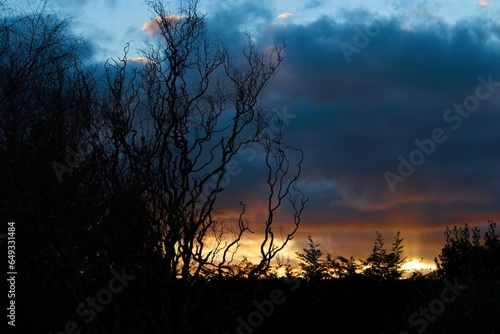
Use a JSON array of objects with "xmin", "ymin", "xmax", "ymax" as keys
[{"xmin": 402, "ymin": 259, "xmax": 436, "ymax": 273}]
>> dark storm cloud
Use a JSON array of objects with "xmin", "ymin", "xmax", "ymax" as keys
[
  {"xmin": 269, "ymin": 16, "xmax": 500, "ymax": 104},
  {"xmin": 207, "ymin": 7, "xmax": 500, "ymax": 237},
  {"xmin": 206, "ymin": 0, "xmax": 275, "ymax": 47}
]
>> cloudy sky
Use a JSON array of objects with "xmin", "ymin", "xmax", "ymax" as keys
[{"xmin": 31, "ymin": 0, "xmax": 500, "ymax": 270}]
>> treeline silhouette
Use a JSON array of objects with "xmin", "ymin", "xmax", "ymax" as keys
[{"xmin": 1, "ymin": 1, "xmax": 499, "ymax": 333}]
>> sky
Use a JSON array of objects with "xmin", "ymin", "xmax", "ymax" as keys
[{"xmin": 19, "ymin": 0, "xmax": 500, "ymax": 272}]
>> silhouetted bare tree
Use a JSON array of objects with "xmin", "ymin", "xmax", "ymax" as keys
[
  {"xmin": 99, "ymin": 0, "xmax": 306, "ymax": 279},
  {"xmin": 92, "ymin": 0, "xmax": 307, "ymax": 332}
]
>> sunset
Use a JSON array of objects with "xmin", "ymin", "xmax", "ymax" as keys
[{"xmin": 1, "ymin": 0, "xmax": 499, "ymax": 333}]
